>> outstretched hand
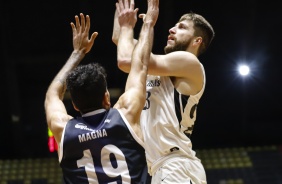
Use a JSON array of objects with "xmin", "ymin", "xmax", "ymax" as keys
[
  {"xmin": 70, "ymin": 13, "xmax": 98, "ymax": 54},
  {"xmin": 116, "ymin": 0, "xmax": 139, "ymax": 28},
  {"xmin": 139, "ymin": 0, "xmax": 159, "ymax": 26}
]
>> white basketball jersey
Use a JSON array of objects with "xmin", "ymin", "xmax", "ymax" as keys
[{"xmin": 140, "ymin": 65, "xmax": 205, "ymax": 175}]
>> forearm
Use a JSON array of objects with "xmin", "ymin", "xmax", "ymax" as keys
[
  {"xmin": 133, "ymin": 23, "xmax": 154, "ymax": 71},
  {"xmin": 112, "ymin": 9, "xmax": 120, "ymax": 45},
  {"xmin": 126, "ymin": 23, "xmax": 154, "ymax": 91},
  {"xmin": 117, "ymin": 26, "xmax": 136, "ymax": 73},
  {"xmin": 48, "ymin": 51, "xmax": 86, "ymax": 99}
]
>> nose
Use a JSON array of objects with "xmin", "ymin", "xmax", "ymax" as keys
[{"xmin": 169, "ymin": 27, "xmax": 176, "ymax": 34}]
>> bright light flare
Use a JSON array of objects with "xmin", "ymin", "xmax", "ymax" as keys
[{"xmin": 238, "ymin": 65, "xmax": 250, "ymax": 76}]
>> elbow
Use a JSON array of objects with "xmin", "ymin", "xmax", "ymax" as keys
[
  {"xmin": 117, "ymin": 57, "xmax": 131, "ymax": 73},
  {"xmin": 112, "ymin": 37, "xmax": 118, "ymax": 45}
]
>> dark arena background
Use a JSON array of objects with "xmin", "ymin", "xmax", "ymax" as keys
[{"xmin": 1, "ymin": 0, "xmax": 282, "ymax": 183}]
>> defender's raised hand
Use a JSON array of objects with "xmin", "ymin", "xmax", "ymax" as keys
[{"xmin": 70, "ymin": 13, "xmax": 98, "ymax": 54}]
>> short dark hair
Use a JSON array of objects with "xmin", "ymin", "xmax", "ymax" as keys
[
  {"xmin": 179, "ymin": 12, "xmax": 215, "ymax": 55},
  {"xmin": 66, "ymin": 63, "xmax": 107, "ymax": 113}
]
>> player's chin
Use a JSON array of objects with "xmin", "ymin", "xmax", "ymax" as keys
[
  {"xmin": 164, "ymin": 45, "xmax": 173, "ymax": 54},
  {"xmin": 167, "ymin": 40, "xmax": 174, "ymax": 45},
  {"xmin": 165, "ymin": 43, "xmax": 174, "ymax": 50}
]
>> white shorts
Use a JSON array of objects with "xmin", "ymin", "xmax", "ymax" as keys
[{"xmin": 151, "ymin": 156, "xmax": 207, "ymax": 184}]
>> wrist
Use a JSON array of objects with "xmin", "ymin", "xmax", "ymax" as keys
[
  {"xmin": 70, "ymin": 50, "xmax": 86, "ymax": 61},
  {"xmin": 72, "ymin": 50, "xmax": 86, "ymax": 56},
  {"xmin": 120, "ymin": 26, "xmax": 134, "ymax": 31}
]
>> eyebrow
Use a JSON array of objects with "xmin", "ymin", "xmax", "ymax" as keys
[{"xmin": 178, "ymin": 22, "xmax": 189, "ymax": 28}]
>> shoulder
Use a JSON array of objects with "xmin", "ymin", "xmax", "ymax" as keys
[
  {"xmin": 152, "ymin": 51, "xmax": 201, "ymax": 73},
  {"xmin": 155, "ymin": 51, "xmax": 198, "ymax": 62},
  {"xmin": 150, "ymin": 51, "xmax": 203, "ymax": 78}
]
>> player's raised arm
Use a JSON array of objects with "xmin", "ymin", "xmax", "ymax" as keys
[
  {"xmin": 114, "ymin": 0, "xmax": 159, "ymax": 128},
  {"xmin": 44, "ymin": 13, "xmax": 98, "ymax": 152}
]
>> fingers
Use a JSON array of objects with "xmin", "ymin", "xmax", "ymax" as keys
[
  {"xmin": 71, "ymin": 15, "xmax": 79, "ymax": 36},
  {"xmin": 71, "ymin": 13, "xmax": 93, "ymax": 40},
  {"xmin": 72, "ymin": 13, "xmax": 88, "ymax": 34},
  {"xmin": 75, "ymin": 15, "xmax": 80, "ymax": 30},
  {"xmin": 134, "ymin": 8, "xmax": 139, "ymax": 15},
  {"xmin": 118, "ymin": 0, "xmax": 124, "ymax": 11},
  {"xmin": 85, "ymin": 14, "xmax": 90, "ymax": 33},
  {"xmin": 139, "ymin": 13, "xmax": 146, "ymax": 20},
  {"xmin": 70, "ymin": 22, "xmax": 76, "ymax": 35},
  {"xmin": 116, "ymin": 0, "xmax": 134, "ymax": 13},
  {"xmin": 124, "ymin": 0, "xmax": 129, "ymax": 9},
  {"xmin": 70, "ymin": 13, "xmax": 97, "ymax": 53},
  {"xmin": 116, "ymin": 3, "xmax": 120, "ymax": 14},
  {"xmin": 80, "ymin": 13, "xmax": 85, "ymax": 32},
  {"xmin": 89, "ymin": 32, "xmax": 99, "ymax": 45},
  {"xmin": 130, "ymin": 0, "xmax": 135, "ymax": 10}
]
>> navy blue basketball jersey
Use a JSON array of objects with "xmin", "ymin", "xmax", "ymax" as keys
[{"xmin": 59, "ymin": 108, "xmax": 149, "ymax": 184}]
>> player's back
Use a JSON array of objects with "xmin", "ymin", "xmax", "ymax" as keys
[{"xmin": 60, "ymin": 108, "xmax": 148, "ymax": 184}]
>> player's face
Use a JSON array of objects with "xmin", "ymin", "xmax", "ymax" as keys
[{"xmin": 164, "ymin": 20, "xmax": 195, "ymax": 54}]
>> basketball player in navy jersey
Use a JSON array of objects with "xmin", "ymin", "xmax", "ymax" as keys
[
  {"xmin": 112, "ymin": 0, "xmax": 215, "ymax": 183},
  {"xmin": 44, "ymin": 0, "xmax": 158, "ymax": 182}
]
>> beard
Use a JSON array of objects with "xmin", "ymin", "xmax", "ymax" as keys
[{"xmin": 164, "ymin": 39, "xmax": 192, "ymax": 54}]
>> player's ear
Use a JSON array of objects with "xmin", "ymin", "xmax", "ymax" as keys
[
  {"xmin": 102, "ymin": 90, "xmax": 111, "ymax": 109},
  {"xmin": 72, "ymin": 101, "xmax": 80, "ymax": 112},
  {"xmin": 194, "ymin": 37, "xmax": 202, "ymax": 45}
]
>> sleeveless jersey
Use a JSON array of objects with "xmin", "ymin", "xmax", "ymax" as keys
[
  {"xmin": 141, "ymin": 64, "xmax": 206, "ymax": 174},
  {"xmin": 59, "ymin": 108, "xmax": 149, "ymax": 184}
]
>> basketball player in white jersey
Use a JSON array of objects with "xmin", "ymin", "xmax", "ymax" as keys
[
  {"xmin": 112, "ymin": 0, "xmax": 215, "ymax": 183},
  {"xmin": 44, "ymin": 0, "xmax": 159, "ymax": 182}
]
